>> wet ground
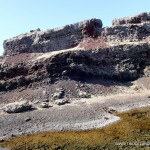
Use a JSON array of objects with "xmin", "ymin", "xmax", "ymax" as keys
[{"xmin": 0, "ymin": 106, "xmax": 149, "ymax": 150}]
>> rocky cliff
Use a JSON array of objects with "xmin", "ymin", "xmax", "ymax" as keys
[
  {"xmin": 3, "ymin": 19, "xmax": 102, "ymax": 56},
  {"xmin": 3, "ymin": 13, "xmax": 150, "ymax": 56},
  {"xmin": 0, "ymin": 12, "xmax": 150, "ymax": 104}
]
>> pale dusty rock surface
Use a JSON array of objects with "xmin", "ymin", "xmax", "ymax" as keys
[
  {"xmin": 54, "ymin": 99, "xmax": 69, "ymax": 105},
  {"xmin": 3, "ymin": 19, "xmax": 102, "ymax": 56},
  {"xmin": 2, "ymin": 100, "xmax": 32, "ymax": 113}
]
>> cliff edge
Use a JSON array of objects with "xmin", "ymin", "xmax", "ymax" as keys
[{"xmin": 0, "ymin": 12, "xmax": 150, "ymax": 104}]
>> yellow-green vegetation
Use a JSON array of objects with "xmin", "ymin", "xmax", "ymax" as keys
[{"xmin": 0, "ymin": 107, "xmax": 150, "ymax": 150}]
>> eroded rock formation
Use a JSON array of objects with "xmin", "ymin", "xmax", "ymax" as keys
[
  {"xmin": 0, "ymin": 12, "xmax": 150, "ymax": 103},
  {"xmin": 112, "ymin": 12, "xmax": 150, "ymax": 26},
  {"xmin": 3, "ymin": 19, "xmax": 102, "ymax": 56}
]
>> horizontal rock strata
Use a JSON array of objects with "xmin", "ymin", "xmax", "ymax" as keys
[
  {"xmin": 0, "ymin": 12, "xmax": 150, "ymax": 101},
  {"xmin": 0, "ymin": 43, "xmax": 150, "ymax": 92},
  {"xmin": 3, "ymin": 19, "xmax": 102, "ymax": 56}
]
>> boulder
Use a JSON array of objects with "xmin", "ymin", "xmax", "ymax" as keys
[
  {"xmin": 2, "ymin": 101, "xmax": 32, "ymax": 113},
  {"xmin": 51, "ymin": 88, "xmax": 65, "ymax": 100},
  {"xmin": 82, "ymin": 18, "xmax": 102, "ymax": 37},
  {"xmin": 54, "ymin": 99, "xmax": 69, "ymax": 105},
  {"xmin": 39, "ymin": 102, "xmax": 50, "ymax": 108},
  {"xmin": 144, "ymin": 66, "xmax": 150, "ymax": 77},
  {"xmin": 78, "ymin": 90, "xmax": 91, "ymax": 98}
]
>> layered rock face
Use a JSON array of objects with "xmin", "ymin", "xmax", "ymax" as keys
[
  {"xmin": 3, "ymin": 13, "xmax": 150, "ymax": 57},
  {"xmin": 104, "ymin": 22, "xmax": 150, "ymax": 43},
  {"xmin": 112, "ymin": 12, "xmax": 150, "ymax": 26},
  {"xmin": 0, "ymin": 43, "xmax": 149, "ymax": 92},
  {"xmin": 3, "ymin": 19, "xmax": 102, "ymax": 56},
  {"xmin": 104, "ymin": 13, "xmax": 150, "ymax": 43},
  {"xmin": 0, "ymin": 12, "xmax": 150, "ymax": 97}
]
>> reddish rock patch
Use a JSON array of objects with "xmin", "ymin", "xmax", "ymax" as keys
[{"xmin": 78, "ymin": 37, "xmax": 109, "ymax": 50}]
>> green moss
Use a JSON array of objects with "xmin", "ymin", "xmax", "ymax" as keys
[{"xmin": 0, "ymin": 107, "xmax": 150, "ymax": 150}]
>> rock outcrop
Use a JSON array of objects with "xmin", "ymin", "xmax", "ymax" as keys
[
  {"xmin": 112, "ymin": 12, "xmax": 150, "ymax": 26},
  {"xmin": 2, "ymin": 100, "xmax": 32, "ymax": 113},
  {"xmin": 0, "ymin": 12, "xmax": 150, "ymax": 103},
  {"xmin": 3, "ymin": 13, "xmax": 150, "ymax": 57},
  {"xmin": 3, "ymin": 19, "xmax": 102, "ymax": 56},
  {"xmin": 0, "ymin": 43, "xmax": 149, "ymax": 92},
  {"xmin": 103, "ymin": 13, "xmax": 150, "ymax": 43}
]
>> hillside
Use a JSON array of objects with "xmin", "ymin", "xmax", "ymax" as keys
[{"xmin": 0, "ymin": 12, "xmax": 150, "ymax": 141}]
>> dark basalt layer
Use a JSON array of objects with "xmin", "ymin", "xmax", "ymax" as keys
[{"xmin": 0, "ymin": 43, "xmax": 150, "ymax": 92}]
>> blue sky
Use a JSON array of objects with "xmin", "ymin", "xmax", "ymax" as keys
[{"xmin": 0, "ymin": 0, "xmax": 150, "ymax": 55}]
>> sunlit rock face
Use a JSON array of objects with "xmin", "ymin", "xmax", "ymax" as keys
[
  {"xmin": 112, "ymin": 12, "xmax": 150, "ymax": 26},
  {"xmin": 3, "ymin": 19, "xmax": 102, "ymax": 56},
  {"xmin": 3, "ymin": 13, "xmax": 150, "ymax": 57}
]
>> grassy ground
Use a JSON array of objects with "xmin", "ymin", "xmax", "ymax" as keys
[{"xmin": 0, "ymin": 107, "xmax": 150, "ymax": 150}]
